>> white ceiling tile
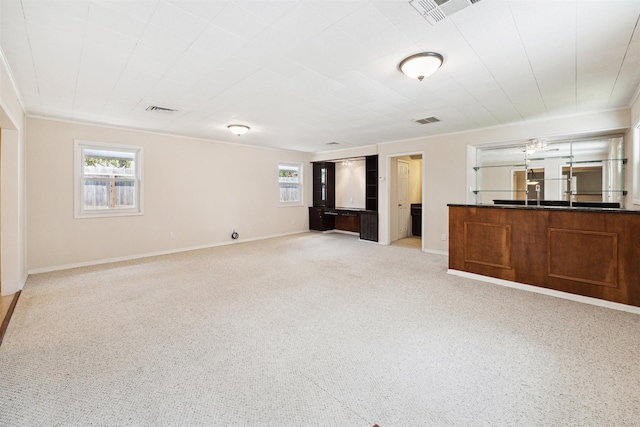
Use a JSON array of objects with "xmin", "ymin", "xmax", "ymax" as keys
[
  {"xmin": 93, "ymin": 0, "xmax": 160, "ymax": 23},
  {"xmin": 189, "ymin": 23, "xmax": 248, "ymax": 57},
  {"xmin": 138, "ymin": 22, "xmax": 194, "ymax": 55},
  {"xmin": 371, "ymin": 1, "xmax": 422, "ymax": 26},
  {"xmin": 232, "ymin": 43, "xmax": 306, "ymax": 78},
  {"xmin": 150, "ymin": 1, "xmax": 208, "ymax": 39},
  {"xmin": 22, "ymin": 0, "xmax": 89, "ymax": 33},
  {"xmin": 235, "ymin": 1, "xmax": 299, "ymax": 25},
  {"xmin": 143, "ymin": 77, "xmax": 192, "ymax": 105},
  {"xmin": 87, "ymin": 2, "xmax": 147, "ymax": 40},
  {"xmin": 110, "ymin": 69, "xmax": 159, "ymax": 100},
  {"xmin": 333, "ymin": 3, "xmax": 395, "ymax": 43},
  {"xmin": 211, "ymin": 2, "xmax": 270, "ymax": 40},
  {"xmin": 73, "ymin": 95, "xmax": 108, "ymax": 110},
  {"xmin": 163, "ymin": 52, "xmax": 220, "ymax": 84},
  {"xmin": 256, "ymin": 3, "xmax": 331, "ymax": 53},
  {"xmin": 80, "ymin": 26, "xmax": 138, "ymax": 81},
  {"xmin": 1, "ymin": 0, "xmax": 639, "ymax": 151},
  {"xmin": 284, "ymin": 45, "xmax": 347, "ymax": 79},
  {"xmin": 165, "ymin": 0, "xmax": 228, "ymax": 23}
]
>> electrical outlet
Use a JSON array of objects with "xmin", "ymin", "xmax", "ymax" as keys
[
  {"xmin": 441, "ymin": 233, "xmax": 447, "ymax": 241},
  {"xmin": 169, "ymin": 232, "xmax": 176, "ymax": 239}
]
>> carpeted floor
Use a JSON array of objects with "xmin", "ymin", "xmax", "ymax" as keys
[{"xmin": 1, "ymin": 232, "xmax": 639, "ymax": 426}]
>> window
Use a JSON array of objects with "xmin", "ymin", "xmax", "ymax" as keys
[
  {"xmin": 279, "ymin": 162, "xmax": 302, "ymax": 205},
  {"xmin": 75, "ymin": 140, "xmax": 143, "ymax": 218}
]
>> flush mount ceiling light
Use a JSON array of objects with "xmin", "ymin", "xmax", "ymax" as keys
[
  {"xmin": 399, "ymin": 52, "xmax": 444, "ymax": 81},
  {"xmin": 525, "ymin": 138, "xmax": 548, "ymax": 154},
  {"xmin": 227, "ymin": 124, "xmax": 250, "ymax": 136}
]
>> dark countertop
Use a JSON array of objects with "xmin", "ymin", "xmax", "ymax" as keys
[
  {"xmin": 334, "ymin": 207, "xmax": 367, "ymax": 211},
  {"xmin": 448, "ymin": 203, "xmax": 640, "ymax": 215},
  {"xmin": 311, "ymin": 207, "xmax": 377, "ymax": 214}
]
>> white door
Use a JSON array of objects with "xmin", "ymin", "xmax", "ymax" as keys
[{"xmin": 397, "ymin": 160, "xmax": 410, "ymax": 239}]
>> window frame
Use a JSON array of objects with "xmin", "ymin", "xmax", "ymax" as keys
[
  {"xmin": 278, "ymin": 161, "xmax": 303, "ymax": 207},
  {"xmin": 74, "ymin": 140, "xmax": 144, "ymax": 218}
]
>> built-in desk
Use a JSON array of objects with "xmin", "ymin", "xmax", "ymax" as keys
[
  {"xmin": 309, "ymin": 207, "xmax": 378, "ymax": 242},
  {"xmin": 448, "ymin": 204, "xmax": 640, "ymax": 308}
]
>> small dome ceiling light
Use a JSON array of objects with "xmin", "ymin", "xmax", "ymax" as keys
[
  {"xmin": 399, "ymin": 52, "xmax": 444, "ymax": 81},
  {"xmin": 227, "ymin": 124, "xmax": 250, "ymax": 136}
]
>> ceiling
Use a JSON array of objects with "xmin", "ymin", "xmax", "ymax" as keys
[{"xmin": 1, "ymin": 0, "xmax": 639, "ymax": 153}]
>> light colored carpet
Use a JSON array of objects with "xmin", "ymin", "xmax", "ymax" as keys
[{"xmin": 1, "ymin": 232, "xmax": 639, "ymax": 426}]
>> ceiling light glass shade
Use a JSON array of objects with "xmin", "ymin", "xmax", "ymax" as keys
[
  {"xmin": 399, "ymin": 52, "xmax": 444, "ymax": 81},
  {"xmin": 525, "ymin": 138, "xmax": 548, "ymax": 154},
  {"xmin": 228, "ymin": 124, "xmax": 250, "ymax": 136}
]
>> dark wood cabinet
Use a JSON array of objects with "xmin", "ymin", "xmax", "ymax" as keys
[
  {"xmin": 365, "ymin": 155, "xmax": 378, "ymax": 212},
  {"xmin": 309, "ymin": 207, "xmax": 335, "ymax": 231},
  {"xmin": 310, "ymin": 156, "xmax": 378, "ymax": 242},
  {"xmin": 448, "ymin": 204, "xmax": 640, "ymax": 308},
  {"xmin": 359, "ymin": 212, "xmax": 378, "ymax": 241},
  {"xmin": 313, "ymin": 162, "xmax": 335, "ymax": 208}
]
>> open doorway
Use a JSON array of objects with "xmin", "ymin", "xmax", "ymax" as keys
[
  {"xmin": 389, "ymin": 154, "xmax": 423, "ymax": 249},
  {"xmin": 512, "ymin": 168, "xmax": 545, "ymax": 201}
]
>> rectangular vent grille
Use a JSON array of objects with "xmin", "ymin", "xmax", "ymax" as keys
[
  {"xmin": 145, "ymin": 105, "xmax": 178, "ymax": 114},
  {"xmin": 414, "ymin": 116, "xmax": 441, "ymax": 125},
  {"xmin": 411, "ymin": 0, "xmax": 446, "ymax": 23},
  {"xmin": 411, "ymin": 0, "xmax": 481, "ymax": 25}
]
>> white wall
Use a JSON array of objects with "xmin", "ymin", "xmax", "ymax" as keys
[
  {"xmin": 0, "ymin": 51, "xmax": 27, "ymax": 295},
  {"xmin": 26, "ymin": 118, "xmax": 311, "ymax": 272}
]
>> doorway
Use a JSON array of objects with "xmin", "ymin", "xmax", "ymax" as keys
[
  {"xmin": 397, "ymin": 160, "xmax": 409, "ymax": 239},
  {"xmin": 0, "ymin": 129, "xmax": 2, "ymax": 295},
  {"xmin": 389, "ymin": 154, "xmax": 423, "ymax": 249},
  {"xmin": 512, "ymin": 168, "xmax": 545, "ymax": 201}
]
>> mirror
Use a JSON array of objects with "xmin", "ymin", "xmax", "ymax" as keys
[
  {"xmin": 474, "ymin": 135, "xmax": 625, "ymax": 207},
  {"xmin": 335, "ymin": 158, "xmax": 366, "ymax": 209}
]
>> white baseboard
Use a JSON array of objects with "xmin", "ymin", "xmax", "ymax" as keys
[
  {"xmin": 423, "ymin": 248, "xmax": 448, "ymax": 256},
  {"xmin": 27, "ymin": 231, "xmax": 305, "ymax": 275},
  {"xmin": 448, "ymin": 269, "xmax": 640, "ymax": 315}
]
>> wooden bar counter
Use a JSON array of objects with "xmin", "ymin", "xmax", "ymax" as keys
[{"xmin": 448, "ymin": 204, "xmax": 640, "ymax": 308}]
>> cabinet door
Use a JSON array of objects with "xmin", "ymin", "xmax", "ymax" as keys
[
  {"xmin": 359, "ymin": 212, "xmax": 378, "ymax": 242},
  {"xmin": 313, "ymin": 162, "xmax": 335, "ymax": 207},
  {"xmin": 309, "ymin": 207, "xmax": 335, "ymax": 231}
]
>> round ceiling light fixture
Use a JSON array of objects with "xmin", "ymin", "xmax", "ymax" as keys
[
  {"xmin": 398, "ymin": 52, "xmax": 444, "ymax": 81},
  {"xmin": 227, "ymin": 124, "xmax": 250, "ymax": 136}
]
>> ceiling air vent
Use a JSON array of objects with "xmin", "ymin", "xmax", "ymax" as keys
[
  {"xmin": 410, "ymin": 0, "xmax": 481, "ymax": 25},
  {"xmin": 145, "ymin": 105, "xmax": 178, "ymax": 114},
  {"xmin": 414, "ymin": 116, "xmax": 441, "ymax": 125}
]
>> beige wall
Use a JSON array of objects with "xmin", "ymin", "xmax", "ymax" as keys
[
  {"xmin": 0, "ymin": 52, "xmax": 27, "ymax": 295},
  {"xmin": 305, "ymin": 109, "xmax": 633, "ymax": 254},
  {"xmin": 305, "ymin": 105, "xmax": 636, "ymax": 253},
  {"xmin": 26, "ymin": 118, "xmax": 311, "ymax": 272}
]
